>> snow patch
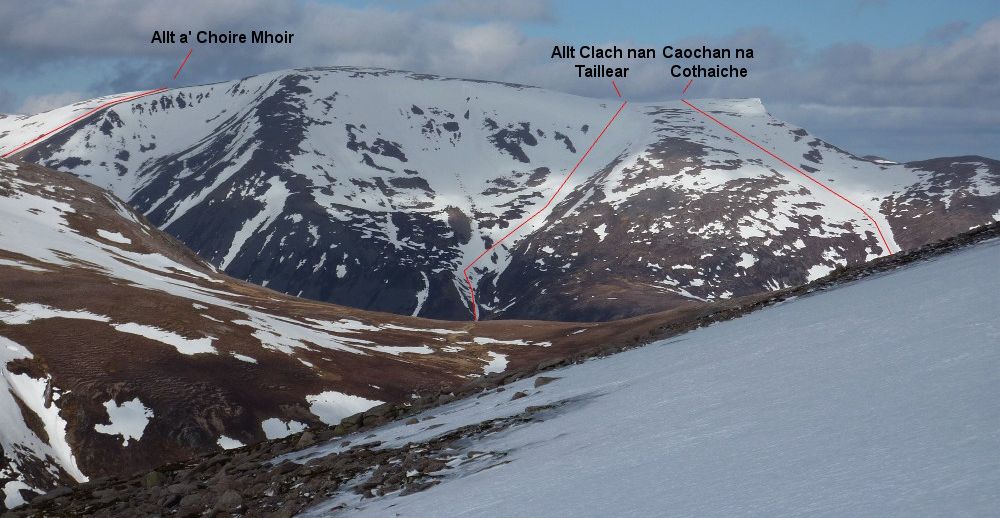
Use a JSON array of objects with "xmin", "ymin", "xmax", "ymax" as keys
[
  {"xmin": 93, "ymin": 398, "xmax": 153, "ymax": 447},
  {"xmin": 0, "ymin": 303, "xmax": 109, "ymax": 325},
  {"xmin": 412, "ymin": 271, "xmax": 430, "ymax": 317},
  {"xmin": 232, "ymin": 353, "xmax": 258, "ymax": 364},
  {"xmin": 736, "ymin": 253, "xmax": 756, "ymax": 268},
  {"xmin": 806, "ymin": 263, "xmax": 834, "ymax": 282},
  {"xmin": 0, "ymin": 259, "xmax": 48, "ymax": 272},
  {"xmin": 113, "ymin": 323, "xmax": 217, "ymax": 355},
  {"xmin": 6, "ymin": 371, "xmax": 88, "ymax": 482},
  {"xmin": 365, "ymin": 345, "xmax": 435, "ymax": 356},
  {"xmin": 472, "ymin": 337, "xmax": 532, "ymax": 346},
  {"xmin": 593, "ymin": 223, "xmax": 608, "ymax": 242},
  {"xmin": 261, "ymin": 418, "xmax": 307, "ymax": 440},
  {"xmin": 306, "ymin": 391, "xmax": 383, "ymax": 425},
  {"xmin": 217, "ymin": 436, "xmax": 245, "ymax": 450},
  {"xmin": 483, "ymin": 351, "xmax": 508, "ymax": 374},
  {"xmin": 220, "ymin": 177, "xmax": 290, "ymax": 269},
  {"xmin": 96, "ymin": 229, "xmax": 131, "ymax": 244}
]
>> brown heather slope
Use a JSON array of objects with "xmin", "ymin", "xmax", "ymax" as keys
[
  {"xmin": 0, "ymin": 159, "xmax": 685, "ymax": 509},
  {"xmin": 11, "ymin": 215, "xmax": 1000, "ymax": 518}
]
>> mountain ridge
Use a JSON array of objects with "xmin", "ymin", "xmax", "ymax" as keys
[{"xmin": 0, "ymin": 66, "xmax": 997, "ymax": 322}]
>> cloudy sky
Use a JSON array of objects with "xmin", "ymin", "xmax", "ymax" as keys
[{"xmin": 0, "ymin": 0, "xmax": 997, "ymax": 161}]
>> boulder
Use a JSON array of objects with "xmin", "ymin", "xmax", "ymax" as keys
[
  {"xmin": 534, "ymin": 376, "xmax": 560, "ymax": 388},
  {"xmin": 295, "ymin": 430, "xmax": 316, "ymax": 448},
  {"xmin": 214, "ymin": 489, "xmax": 243, "ymax": 511},
  {"xmin": 142, "ymin": 470, "xmax": 165, "ymax": 488}
]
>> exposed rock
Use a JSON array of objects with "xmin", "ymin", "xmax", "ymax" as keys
[
  {"xmin": 31, "ymin": 486, "xmax": 72, "ymax": 503},
  {"xmin": 142, "ymin": 470, "xmax": 165, "ymax": 488},
  {"xmin": 178, "ymin": 492, "xmax": 205, "ymax": 510},
  {"xmin": 295, "ymin": 430, "xmax": 316, "ymax": 449},
  {"xmin": 214, "ymin": 489, "xmax": 243, "ymax": 511},
  {"xmin": 534, "ymin": 376, "xmax": 560, "ymax": 388},
  {"xmin": 167, "ymin": 482, "xmax": 196, "ymax": 495}
]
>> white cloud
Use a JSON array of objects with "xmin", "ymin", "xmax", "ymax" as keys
[
  {"xmin": 447, "ymin": 23, "xmax": 526, "ymax": 75},
  {"xmin": 17, "ymin": 91, "xmax": 85, "ymax": 115},
  {"xmin": 0, "ymin": 2, "xmax": 996, "ymax": 160},
  {"xmin": 429, "ymin": 0, "xmax": 554, "ymax": 22}
]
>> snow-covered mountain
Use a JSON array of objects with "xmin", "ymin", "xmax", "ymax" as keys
[
  {"xmin": 0, "ymin": 159, "xmax": 619, "ymax": 509},
  {"xmin": 1, "ymin": 67, "xmax": 998, "ymax": 321},
  {"xmin": 16, "ymin": 222, "xmax": 1000, "ymax": 516}
]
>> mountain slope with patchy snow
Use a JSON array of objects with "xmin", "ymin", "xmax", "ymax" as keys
[
  {"xmin": 0, "ymin": 159, "xmax": 628, "ymax": 509},
  {"xmin": 2, "ymin": 67, "xmax": 998, "ymax": 321},
  {"xmin": 10, "ymin": 222, "xmax": 998, "ymax": 515}
]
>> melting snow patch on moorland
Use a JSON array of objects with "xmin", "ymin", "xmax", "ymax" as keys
[
  {"xmin": 482, "ymin": 351, "xmax": 508, "ymax": 374},
  {"xmin": 217, "ymin": 436, "xmax": 245, "ymax": 450},
  {"xmin": 94, "ymin": 398, "xmax": 154, "ymax": 447},
  {"xmin": 261, "ymin": 418, "xmax": 307, "ymax": 440},
  {"xmin": 113, "ymin": 323, "xmax": 217, "ymax": 355},
  {"xmin": 96, "ymin": 229, "xmax": 131, "ymax": 244},
  {"xmin": 306, "ymin": 391, "xmax": 383, "ymax": 426},
  {"xmin": 0, "ymin": 303, "xmax": 109, "ymax": 325}
]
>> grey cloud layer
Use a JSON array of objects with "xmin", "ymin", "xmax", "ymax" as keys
[{"xmin": 0, "ymin": 1, "xmax": 995, "ymax": 160}]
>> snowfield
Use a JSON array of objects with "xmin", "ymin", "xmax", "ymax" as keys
[{"xmin": 298, "ymin": 237, "xmax": 1000, "ymax": 517}]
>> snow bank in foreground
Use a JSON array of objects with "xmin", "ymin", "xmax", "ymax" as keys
[{"xmin": 303, "ymin": 238, "xmax": 1000, "ymax": 517}]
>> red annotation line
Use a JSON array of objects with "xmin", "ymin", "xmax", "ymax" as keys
[
  {"xmin": 1, "ymin": 87, "xmax": 169, "ymax": 159},
  {"xmin": 612, "ymin": 80, "xmax": 622, "ymax": 98},
  {"xmin": 463, "ymin": 99, "xmax": 628, "ymax": 320},
  {"xmin": 173, "ymin": 48, "xmax": 193, "ymax": 80},
  {"xmin": 682, "ymin": 79, "xmax": 693, "ymax": 95},
  {"xmin": 681, "ymin": 99, "xmax": 894, "ymax": 255}
]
